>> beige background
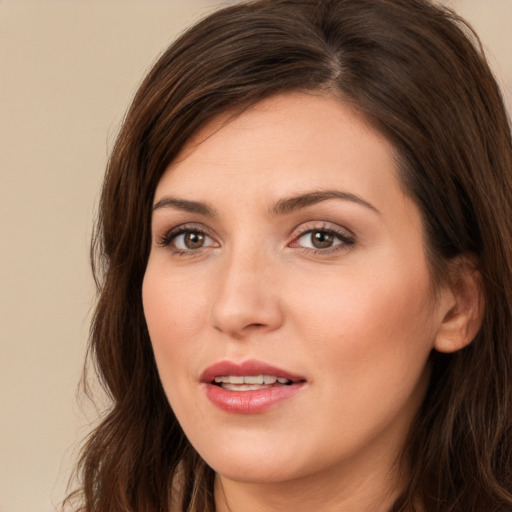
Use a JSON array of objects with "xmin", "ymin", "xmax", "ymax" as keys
[{"xmin": 0, "ymin": 1, "xmax": 510, "ymax": 511}]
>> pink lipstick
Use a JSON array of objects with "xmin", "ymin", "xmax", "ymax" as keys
[{"xmin": 200, "ymin": 360, "xmax": 306, "ymax": 414}]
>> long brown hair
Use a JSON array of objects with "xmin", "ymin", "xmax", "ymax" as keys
[{"xmin": 67, "ymin": 0, "xmax": 512, "ymax": 510}]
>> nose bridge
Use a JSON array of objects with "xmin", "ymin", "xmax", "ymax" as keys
[{"xmin": 210, "ymin": 239, "xmax": 283, "ymax": 337}]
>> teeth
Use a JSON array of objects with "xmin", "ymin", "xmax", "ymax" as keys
[
  {"xmin": 244, "ymin": 375, "xmax": 264, "ymax": 384},
  {"xmin": 213, "ymin": 375, "xmax": 291, "ymax": 385},
  {"xmin": 223, "ymin": 383, "xmax": 271, "ymax": 391}
]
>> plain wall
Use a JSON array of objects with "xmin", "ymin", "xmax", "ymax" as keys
[{"xmin": 0, "ymin": 1, "xmax": 510, "ymax": 511}]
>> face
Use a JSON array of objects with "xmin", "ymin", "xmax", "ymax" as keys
[{"xmin": 143, "ymin": 92, "xmax": 446, "ymax": 490}]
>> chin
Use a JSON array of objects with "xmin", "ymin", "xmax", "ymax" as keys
[
  {"xmin": 192, "ymin": 431, "xmax": 311, "ymax": 484},
  {"xmin": 211, "ymin": 459, "xmax": 305, "ymax": 485}
]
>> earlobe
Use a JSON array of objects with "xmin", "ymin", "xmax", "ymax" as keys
[{"xmin": 433, "ymin": 257, "xmax": 485, "ymax": 354}]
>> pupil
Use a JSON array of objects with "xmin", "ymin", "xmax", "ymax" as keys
[
  {"xmin": 185, "ymin": 232, "xmax": 204, "ymax": 249},
  {"xmin": 312, "ymin": 231, "xmax": 333, "ymax": 248}
]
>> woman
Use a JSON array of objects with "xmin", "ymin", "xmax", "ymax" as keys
[{"xmin": 68, "ymin": 0, "xmax": 512, "ymax": 510}]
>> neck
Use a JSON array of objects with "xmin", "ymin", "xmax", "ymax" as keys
[{"xmin": 214, "ymin": 450, "xmax": 406, "ymax": 512}]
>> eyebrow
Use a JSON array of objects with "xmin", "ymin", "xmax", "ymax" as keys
[
  {"xmin": 152, "ymin": 189, "xmax": 380, "ymax": 217},
  {"xmin": 269, "ymin": 190, "xmax": 380, "ymax": 215},
  {"xmin": 153, "ymin": 196, "xmax": 217, "ymax": 216}
]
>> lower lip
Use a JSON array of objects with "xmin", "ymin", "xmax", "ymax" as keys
[{"xmin": 203, "ymin": 383, "xmax": 305, "ymax": 414}]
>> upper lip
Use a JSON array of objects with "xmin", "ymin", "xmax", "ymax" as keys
[{"xmin": 200, "ymin": 359, "xmax": 306, "ymax": 383}]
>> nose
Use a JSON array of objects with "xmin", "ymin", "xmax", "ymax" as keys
[{"xmin": 209, "ymin": 250, "xmax": 284, "ymax": 339}]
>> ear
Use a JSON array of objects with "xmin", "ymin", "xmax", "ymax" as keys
[{"xmin": 433, "ymin": 256, "xmax": 485, "ymax": 354}]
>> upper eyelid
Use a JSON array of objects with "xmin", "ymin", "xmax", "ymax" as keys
[
  {"xmin": 158, "ymin": 222, "xmax": 214, "ymax": 236},
  {"xmin": 290, "ymin": 220, "xmax": 355, "ymax": 238}
]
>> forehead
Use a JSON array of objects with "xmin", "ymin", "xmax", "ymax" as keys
[{"xmin": 156, "ymin": 92, "xmax": 400, "ymax": 208}]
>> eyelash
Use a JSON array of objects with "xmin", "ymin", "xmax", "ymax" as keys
[
  {"xmin": 157, "ymin": 224, "xmax": 215, "ymax": 256},
  {"xmin": 290, "ymin": 224, "xmax": 355, "ymax": 254},
  {"xmin": 157, "ymin": 223, "xmax": 355, "ymax": 256}
]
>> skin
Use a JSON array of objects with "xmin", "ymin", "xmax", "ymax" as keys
[{"xmin": 142, "ymin": 92, "xmax": 465, "ymax": 511}]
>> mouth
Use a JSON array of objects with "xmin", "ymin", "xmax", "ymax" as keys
[
  {"xmin": 200, "ymin": 359, "xmax": 306, "ymax": 387},
  {"xmin": 200, "ymin": 360, "xmax": 306, "ymax": 414}
]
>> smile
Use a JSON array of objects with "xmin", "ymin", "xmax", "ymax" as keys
[{"xmin": 201, "ymin": 361, "xmax": 306, "ymax": 414}]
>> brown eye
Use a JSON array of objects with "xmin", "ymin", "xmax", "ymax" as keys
[
  {"xmin": 166, "ymin": 229, "xmax": 217, "ymax": 252},
  {"xmin": 292, "ymin": 227, "xmax": 353, "ymax": 252},
  {"xmin": 184, "ymin": 232, "xmax": 205, "ymax": 249},
  {"xmin": 311, "ymin": 230, "xmax": 334, "ymax": 249}
]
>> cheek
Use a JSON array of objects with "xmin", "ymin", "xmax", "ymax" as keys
[
  {"xmin": 290, "ymin": 258, "xmax": 436, "ymax": 385},
  {"xmin": 289, "ymin": 264, "xmax": 436, "ymax": 442},
  {"xmin": 142, "ymin": 265, "xmax": 215, "ymax": 433},
  {"xmin": 143, "ymin": 258, "xmax": 209, "ymax": 332},
  {"xmin": 142, "ymin": 263, "xmax": 210, "ymax": 382}
]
